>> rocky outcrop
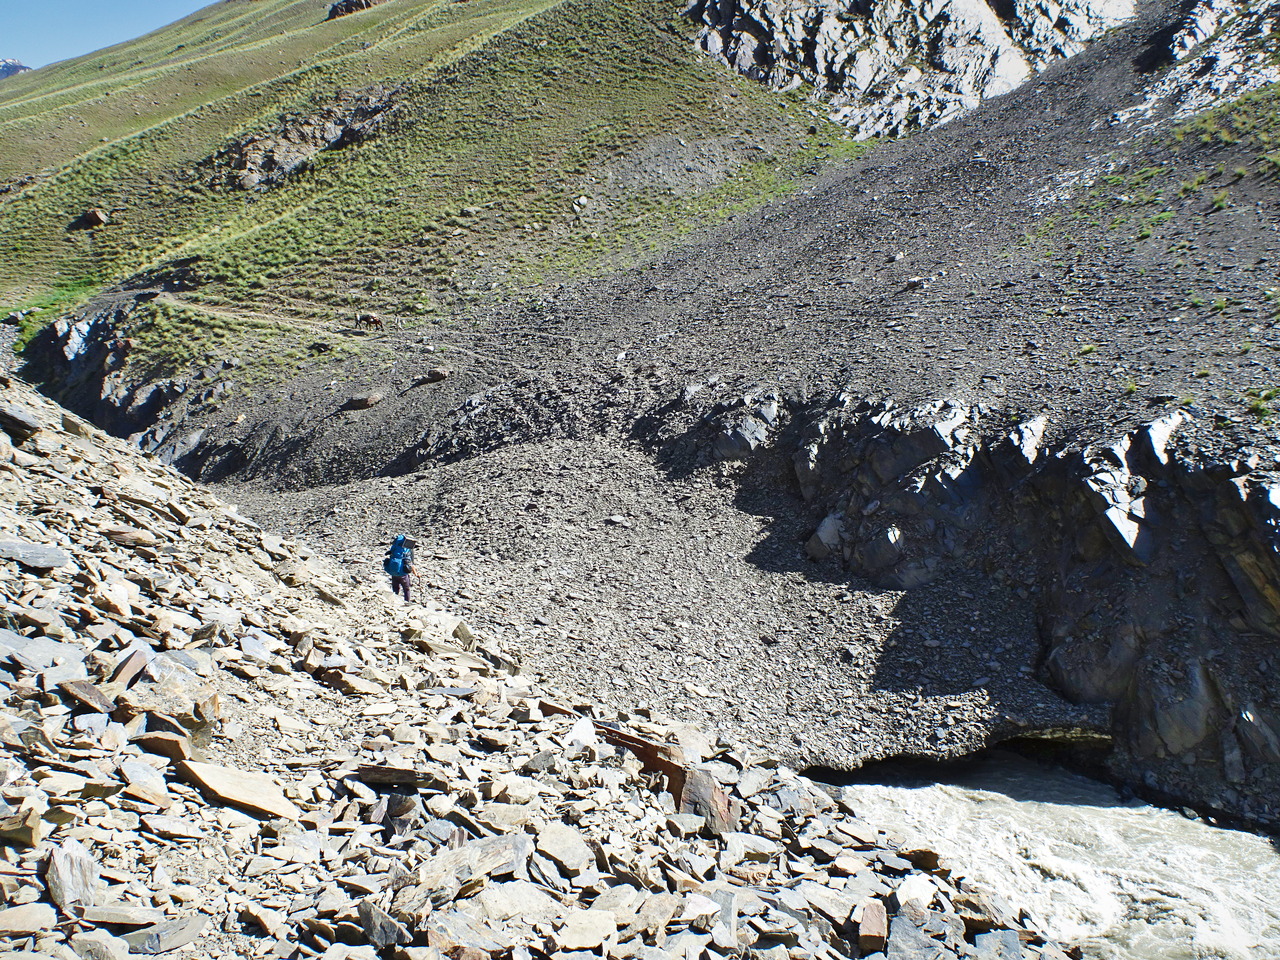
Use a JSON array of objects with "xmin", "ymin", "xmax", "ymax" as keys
[
  {"xmin": 687, "ymin": 0, "xmax": 1280, "ymax": 138},
  {"xmin": 0, "ymin": 59, "xmax": 30, "ymax": 81},
  {"xmin": 326, "ymin": 0, "xmax": 381, "ymax": 20},
  {"xmin": 21, "ymin": 259, "xmax": 206, "ymax": 453},
  {"xmin": 0, "ymin": 372, "xmax": 1068, "ymax": 960},
  {"xmin": 1112, "ymin": 0, "xmax": 1280, "ymax": 126},
  {"xmin": 783, "ymin": 391, "xmax": 1280, "ymax": 825},
  {"xmin": 207, "ymin": 84, "xmax": 402, "ymax": 191},
  {"xmin": 686, "ymin": 0, "xmax": 1134, "ymax": 137}
]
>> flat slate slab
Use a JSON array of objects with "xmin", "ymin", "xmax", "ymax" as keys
[
  {"xmin": 0, "ymin": 902, "xmax": 56, "ymax": 935},
  {"xmin": 177, "ymin": 760, "xmax": 301, "ymax": 820},
  {"xmin": 0, "ymin": 629, "xmax": 85, "ymax": 673},
  {"xmin": 121, "ymin": 916, "xmax": 208, "ymax": 955},
  {"xmin": 0, "ymin": 401, "xmax": 42, "ymax": 441},
  {"xmin": 0, "ymin": 540, "xmax": 70, "ymax": 570}
]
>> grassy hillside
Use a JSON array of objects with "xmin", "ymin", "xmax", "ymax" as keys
[{"xmin": 0, "ymin": 0, "xmax": 854, "ymax": 376}]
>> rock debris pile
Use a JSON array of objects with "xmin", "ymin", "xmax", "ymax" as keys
[
  {"xmin": 0, "ymin": 374, "xmax": 1067, "ymax": 958},
  {"xmin": 208, "ymin": 85, "xmax": 402, "ymax": 192},
  {"xmin": 687, "ymin": 0, "xmax": 1133, "ymax": 137},
  {"xmin": 1112, "ymin": 0, "xmax": 1280, "ymax": 126}
]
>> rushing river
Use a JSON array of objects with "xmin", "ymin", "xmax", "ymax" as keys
[{"xmin": 827, "ymin": 752, "xmax": 1280, "ymax": 960}]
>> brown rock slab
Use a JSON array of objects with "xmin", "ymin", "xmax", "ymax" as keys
[
  {"xmin": 176, "ymin": 761, "xmax": 301, "ymax": 820},
  {"xmin": 140, "ymin": 814, "xmax": 205, "ymax": 840},
  {"xmin": 101, "ymin": 526, "xmax": 158, "ymax": 549},
  {"xmin": 59, "ymin": 680, "xmax": 117, "ymax": 714},
  {"xmin": 555, "ymin": 909, "xmax": 617, "ymax": 950},
  {"xmin": 680, "ymin": 769, "xmax": 737, "ymax": 836},
  {"xmin": 319, "ymin": 669, "xmax": 385, "ymax": 697},
  {"xmin": 0, "ymin": 902, "xmax": 56, "ymax": 934},
  {"xmin": 537, "ymin": 821, "xmax": 594, "ymax": 876},
  {"xmin": 132, "ymin": 731, "xmax": 192, "ymax": 762},
  {"xmin": 241, "ymin": 903, "xmax": 288, "ymax": 939},
  {"xmin": 414, "ymin": 368, "xmax": 451, "ymax": 386},
  {"xmin": 0, "ymin": 805, "xmax": 45, "ymax": 847},
  {"xmin": 109, "ymin": 649, "xmax": 150, "ymax": 688},
  {"xmin": 858, "ymin": 900, "xmax": 888, "ymax": 954},
  {"xmin": 343, "ymin": 392, "xmax": 383, "ymax": 411}
]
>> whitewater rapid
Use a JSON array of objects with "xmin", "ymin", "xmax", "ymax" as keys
[{"xmin": 832, "ymin": 752, "xmax": 1280, "ymax": 959}]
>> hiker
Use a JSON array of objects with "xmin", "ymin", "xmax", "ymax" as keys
[{"xmin": 384, "ymin": 534, "xmax": 415, "ymax": 602}]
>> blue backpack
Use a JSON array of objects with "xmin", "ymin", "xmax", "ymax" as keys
[{"xmin": 384, "ymin": 537, "xmax": 411, "ymax": 577}]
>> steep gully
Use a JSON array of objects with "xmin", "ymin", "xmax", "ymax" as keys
[{"xmin": 16, "ymin": 0, "xmax": 1280, "ymax": 857}]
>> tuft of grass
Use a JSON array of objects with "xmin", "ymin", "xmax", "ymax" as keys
[
  {"xmin": 1078, "ymin": 344, "xmax": 1097, "ymax": 355},
  {"xmin": 1179, "ymin": 171, "xmax": 1211, "ymax": 196},
  {"xmin": 9, "ymin": 278, "xmax": 104, "ymax": 350},
  {"xmin": 1243, "ymin": 387, "xmax": 1279, "ymax": 419},
  {"xmin": 1176, "ymin": 81, "xmax": 1280, "ymax": 151}
]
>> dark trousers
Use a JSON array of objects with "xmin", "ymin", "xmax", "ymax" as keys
[{"xmin": 391, "ymin": 575, "xmax": 411, "ymax": 601}]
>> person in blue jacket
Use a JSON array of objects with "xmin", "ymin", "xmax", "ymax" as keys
[{"xmin": 383, "ymin": 534, "xmax": 416, "ymax": 602}]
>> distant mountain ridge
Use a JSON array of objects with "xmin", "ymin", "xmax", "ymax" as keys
[{"xmin": 0, "ymin": 59, "xmax": 31, "ymax": 80}]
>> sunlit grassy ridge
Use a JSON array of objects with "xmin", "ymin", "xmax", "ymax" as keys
[{"xmin": 0, "ymin": 0, "xmax": 855, "ymax": 375}]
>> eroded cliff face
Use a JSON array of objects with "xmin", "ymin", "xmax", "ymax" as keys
[
  {"xmin": 688, "ymin": 0, "xmax": 1280, "ymax": 138},
  {"xmin": 26, "ymin": 292, "xmax": 1280, "ymax": 826},
  {"xmin": 774, "ymin": 393, "xmax": 1280, "ymax": 824},
  {"xmin": 686, "ymin": 0, "xmax": 1134, "ymax": 137}
]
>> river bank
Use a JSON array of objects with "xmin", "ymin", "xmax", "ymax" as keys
[{"xmin": 827, "ymin": 751, "xmax": 1280, "ymax": 959}]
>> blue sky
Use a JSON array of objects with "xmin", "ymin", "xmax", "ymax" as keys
[{"xmin": 0, "ymin": 0, "xmax": 211, "ymax": 68}]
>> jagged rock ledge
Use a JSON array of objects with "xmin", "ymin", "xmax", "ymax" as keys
[
  {"xmin": 686, "ymin": 0, "xmax": 1134, "ymax": 138},
  {"xmin": 697, "ymin": 385, "xmax": 1280, "ymax": 826},
  {"xmin": 686, "ymin": 0, "xmax": 1280, "ymax": 138}
]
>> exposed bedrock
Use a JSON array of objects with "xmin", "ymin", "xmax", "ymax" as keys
[
  {"xmin": 687, "ymin": 0, "xmax": 1280, "ymax": 138},
  {"xmin": 22, "ymin": 262, "xmax": 216, "ymax": 464},
  {"xmin": 767, "ymin": 391, "xmax": 1280, "ymax": 824},
  {"xmin": 392, "ymin": 376, "xmax": 1280, "ymax": 823},
  {"xmin": 685, "ymin": 0, "xmax": 1135, "ymax": 137},
  {"xmin": 204, "ymin": 83, "xmax": 403, "ymax": 192}
]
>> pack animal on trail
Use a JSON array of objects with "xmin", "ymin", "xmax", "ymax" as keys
[{"xmin": 353, "ymin": 313, "xmax": 384, "ymax": 332}]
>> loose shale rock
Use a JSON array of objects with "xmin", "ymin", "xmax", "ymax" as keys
[{"xmin": 0, "ymin": 374, "xmax": 1065, "ymax": 959}]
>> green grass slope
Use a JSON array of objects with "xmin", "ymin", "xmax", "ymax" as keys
[{"xmin": 0, "ymin": 0, "xmax": 855, "ymax": 377}]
